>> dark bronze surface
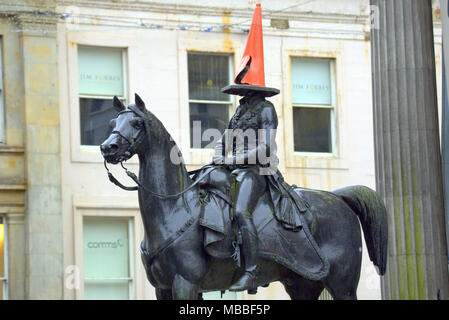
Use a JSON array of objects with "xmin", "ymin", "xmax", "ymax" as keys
[
  {"xmin": 221, "ymin": 84, "xmax": 280, "ymax": 97},
  {"xmin": 100, "ymin": 94, "xmax": 388, "ymax": 300}
]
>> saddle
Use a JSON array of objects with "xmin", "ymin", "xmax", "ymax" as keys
[{"xmin": 191, "ymin": 165, "xmax": 330, "ymax": 281}]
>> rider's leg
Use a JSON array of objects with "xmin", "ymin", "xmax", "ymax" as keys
[{"xmin": 229, "ymin": 170, "xmax": 266, "ymax": 291}]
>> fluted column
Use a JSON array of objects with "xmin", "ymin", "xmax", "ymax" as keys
[{"xmin": 370, "ymin": 0, "xmax": 449, "ymax": 299}]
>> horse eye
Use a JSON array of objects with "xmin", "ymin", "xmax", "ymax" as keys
[
  {"xmin": 130, "ymin": 118, "xmax": 143, "ymax": 129},
  {"xmin": 109, "ymin": 119, "xmax": 116, "ymax": 128}
]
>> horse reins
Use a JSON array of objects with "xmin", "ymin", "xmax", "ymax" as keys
[{"xmin": 104, "ymin": 104, "xmax": 219, "ymax": 200}]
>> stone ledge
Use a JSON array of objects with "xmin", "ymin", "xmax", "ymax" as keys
[
  {"xmin": 0, "ymin": 146, "xmax": 24, "ymax": 154},
  {"xmin": 0, "ymin": 184, "xmax": 26, "ymax": 191}
]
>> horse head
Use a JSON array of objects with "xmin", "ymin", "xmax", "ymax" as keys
[{"xmin": 101, "ymin": 93, "xmax": 150, "ymax": 164}]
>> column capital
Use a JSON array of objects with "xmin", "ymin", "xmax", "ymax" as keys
[{"xmin": 15, "ymin": 12, "xmax": 59, "ymax": 37}]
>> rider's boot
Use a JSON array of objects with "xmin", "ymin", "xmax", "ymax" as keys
[{"xmin": 229, "ymin": 216, "xmax": 258, "ymax": 292}]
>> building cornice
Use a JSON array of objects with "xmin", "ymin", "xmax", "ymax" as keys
[
  {"xmin": 15, "ymin": 11, "xmax": 58, "ymax": 34},
  {"xmin": 56, "ymin": 0, "xmax": 374, "ymax": 41},
  {"xmin": 57, "ymin": 0, "xmax": 371, "ymax": 25}
]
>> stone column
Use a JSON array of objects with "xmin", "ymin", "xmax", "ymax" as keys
[
  {"xmin": 17, "ymin": 10, "xmax": 63, "ymax": 299},
  {"xmin": 370, "ymin": 0, "xmax": 449, "ymax": 299}
]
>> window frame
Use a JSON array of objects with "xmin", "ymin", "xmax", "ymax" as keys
[
  {"xmin": 291, "ymin": 57, "xmax": 337, "ymax": 156},
  {"xmin": 66, "ymin": 35, "xmax": 135, "ymax": 164},
  {"xmin": 177, "ymin": 35, "xmax": 239, "ymax": 167},
  {"xmin": 187, "ymin": 51, "xmax": 234, "ymax": 150},
  {"xmin": 0, "ymin": 214, "xmax": 8, "ymax": 300},
  {"xmin": 77, "ymin": 45, "xmax": 128, "ymax": 148},
  {"xmin": 282, "ymin": 48, "xmax": 349, "ymax": 172},
  {"xmin": 203, "ymin": 290, "xmax": 242, "ymax": 300},
  {"xmin": 72, "ymin": 194, "xmax": 152, "ymax": 300},
  {"xmin": 82, "ymin": 216, "xmax": 135, "ymax": 300},
  {"xmin": 0, "ymin": 38, "xmax": 5, "ymax": 144},
  {"xmin": 73, "ymin": 206, "xmax": 140, "ymax": 300}
]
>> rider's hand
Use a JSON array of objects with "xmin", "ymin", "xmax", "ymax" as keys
[{"xmin": 212, "ymin": 155, "xmax": 225, "ymax": 165}]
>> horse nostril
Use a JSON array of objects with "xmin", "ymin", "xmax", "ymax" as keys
[
  {"xmin": 100, "ymin": 143, "xmax": 118, "ymax": 155},
  {"xmin": 109, "ymin": 144, "xmax": 118, "ymax": 153},
  {"xmin": 100, "ymin": 141, "xmax": 119, "ymax": 156}
]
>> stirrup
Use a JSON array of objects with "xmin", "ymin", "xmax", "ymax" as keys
[{"xmin": 229, "ymin": 268, "xmax": 257, "ymax": 292}]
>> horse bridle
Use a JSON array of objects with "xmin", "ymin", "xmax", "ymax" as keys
[
  {"xmin": 103, "ymin": 105, "xmax": 149, "ymax": 191},
  {"xmin": 104, "ymin": 104, "xmax": 219, "ymax": 199}
]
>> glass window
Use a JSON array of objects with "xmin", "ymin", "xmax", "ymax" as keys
[
  {"xmin": 79, "ymin": 98, "xmax": 117, "ymax": 146},
  {"xmin": 0, "ymin": 39, "xmax": 5, "ymax": 144},
  {"xmin": 293, "ymin": 107, "xmax": 332, "ymax": 153},
  {"xmin": 291, "ymin": 57, "xmax": 335, "ymax": 153},
  {"xmin": 83, "ymin": 217, "xmax": 134, "ymax": 300},
  {"xmin": 203, "ymin": 291, "xmax": 241, "ymax": 300},
  {"xmin": 78, "ymin": 46, "xmax": 126, "ymax": 146},
  {"xmin": 0, "ymin": 216, "xmax": 7, "ymax": 300},
  {"xmin": 188, "ymin": 53, "xmax": 232, "ymax": 149}
]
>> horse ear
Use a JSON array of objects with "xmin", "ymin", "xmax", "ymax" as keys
[
  {"xmin": 135, "ymin": 93, "xmax": 146, "ymax": 111},
  {"xmin": 113, "ymin": 96, "xmax": 125, "ymax": 112}
]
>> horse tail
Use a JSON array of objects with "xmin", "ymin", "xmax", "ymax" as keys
[{"xmin": 332, "ymin": 185, "xmax": 388, "ymax": 275}]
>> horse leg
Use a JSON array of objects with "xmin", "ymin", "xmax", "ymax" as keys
[
  {"xmin": 172, "ymin": 274, "xmax": 199, "ymax": 300},
  {"xmin": 157, "ymin": 287, "xmax": 202, "ymax": 300},
  {"xmin": 325, "ymin": 278, "xmax": 358, "ymax": 301},
  {"xmin": 156, "ymin": 288, "xmax": 173, "ymax": 300},
  {"xmin": 281, "ymin": 276, "xmax": 324, "ymax": 300},
  {"xmin": 327, "ymin": 288, "xmax": 357, "ymax": 300},
  {"xmin": 324, "ymin": 267, "xmax": 359, "ymax": 300},
  {"xmin": 324, "ymin": 252, "xmax": 361, "ymax": 300}
]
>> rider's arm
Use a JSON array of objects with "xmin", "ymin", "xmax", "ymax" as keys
[{"xmin": 212, "ymin": 130, "xmax": 229, "ymax": 165}]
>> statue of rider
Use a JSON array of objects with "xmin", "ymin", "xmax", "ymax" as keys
[{"xmin": 212, "ymin": 3, "xmax": 282, "ymax": 292}]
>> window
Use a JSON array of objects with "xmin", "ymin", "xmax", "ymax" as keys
[
  {"xmin": 78, "ymin": 46, "xmax": 126, "ymax": 146},
  {"xmin": 83, "ymin": 217, "xmax": 134, "ymax": 300},
  {"xmin": 203, "ymin": 291, "xmax": 241, "ymax": 300},
  {"xmin": 0, "ymin": 39, "xmax": 5, "ymax": 144},
  {"xmin": 0, "ymin": 215, "xmax": 7, "ymax": 299},
  {"xmin": 291, "ymin": 57, "xmax": 336, "ymax": 153},
  {"xmin": 188, "ymin": 53, "xmax": 233, "ymax": 149}
]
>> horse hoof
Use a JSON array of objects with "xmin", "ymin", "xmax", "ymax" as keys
[{"xmin": 247, "ymin": 289, "xmax": 258, "ymax": 295}]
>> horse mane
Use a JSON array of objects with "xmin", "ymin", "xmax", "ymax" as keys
[{"xmin": 129, "ymin": 104, "xmax": 189, "ymax": 171}]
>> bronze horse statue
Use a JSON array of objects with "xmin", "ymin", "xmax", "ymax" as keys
[{"xmin": 100, "ymin": 94, "xmax": 388, "ymax": 300}]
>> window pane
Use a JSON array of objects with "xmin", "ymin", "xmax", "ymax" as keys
[
  {"xmin": 190, "ymin": 103, "xmax": 229, "ymax": 149},
  {"xmin": 0, "ymin": 216, "xmax": 4, "ymax": 278},
  {"xmin": 78, "ymin": 46, "xmax": 124, "ymax": 96},
  {"xmin": 0, "ymin": 39, "xmax": 4, "ymax": 143},
  {"xmin": 291, "ymin": 58, "xmax": 332, "ymax": 105},
  {"xmin": 0, "ymin": 217, "xmax": 4, "ymax": 300},
  {"xmin": 188, "ymin": 53, "xmax": 230, "ymax": 101},
  {"xmin": 83, "ymin": 217, "xmax": 131, "ymax": 300},
  {"xmin": 203, "ymin": 291, "xmax": 238, "ymax": 300},
  {"xmin": 84, "ymin": 280, "xmax": 129, "ymax": 300},
  {"xmin": 80, "ymin": 98, "xmax": 118, "ymax": 146},
  {"xmin": 293, "ymin": 107, "xmax": 332, "ymax": 153}
]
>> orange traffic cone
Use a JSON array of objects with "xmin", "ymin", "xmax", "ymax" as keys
[{"xmin": 222, "ymin": 3, "xmax": 279, "ymax": 97}]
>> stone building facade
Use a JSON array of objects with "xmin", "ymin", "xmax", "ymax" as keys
[
  {"xmin": 0, "ymin": 0, "xmax": 62, "ymax": 299},
  {"xmin": 0, "ymin": 0, "xmax": 444, "ymax": 300}
]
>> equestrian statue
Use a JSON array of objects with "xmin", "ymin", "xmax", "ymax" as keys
[{"xmin": 100, "ymin": 4, "xmax": 388, "ymax": 300}]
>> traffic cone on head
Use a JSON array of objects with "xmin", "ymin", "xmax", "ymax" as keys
[{"xmin": 222, "ymin": 3, "xmax": 279, "ymax": 97}]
